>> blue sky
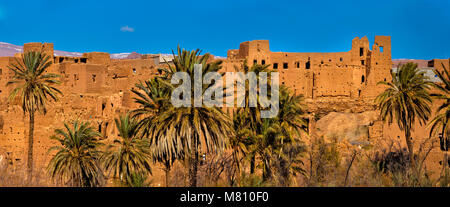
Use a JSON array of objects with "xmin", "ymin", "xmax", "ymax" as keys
[{"xmin": 0, "ymin": 0, "xmax": 448, "ymax": 59}]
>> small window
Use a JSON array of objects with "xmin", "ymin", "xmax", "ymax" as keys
[
  {"xmin": 261, "ymin": 60, "xmax": 265, "ymax": 65},
  {"xmin": 296, "ymin": 62, "xmax": 300, "ymax": 68},
  {"xmin": 361, "ymin": 60, "xmax": 365, "ymax": 65},
  {"xmin": 361, "ymin": 75, "xmax": 365, "ymax": 83},
  {"xmin": 80, "ymin": 58, "xmax": 87, "ymax": 63},
  {"xmin": 132, "ymin": 68, "xmax": 137, "ymax": 74},
  {"xmin": 360, "ymin": 47, "xmax": 364, "ymax": 56},
  {"xmin": 283, "ymin": 63, "xmax": 288, "ymax": 69},
  {"xmin": 321, "ymin": 60, "xmax": 324, "ymax": 64},
  {"xmin": 273, "ymin": 63, "xmax": 278, "ymax": 69},
  {"xmin": 253, "ymin": 59, "xmax": 257, "ymax": 65},
  {"xmin": 92, "ymin": 74, "xmax": 96, "ymax": 82},
  {"xmin": 380, "ymin": 46, "xmax": 384, "ymax": 53},
  {"xmin": 305, "ymin": 61, "xmax": 310, "ymax": 69},
  {"xmin": 340, "ymin": 57, "xmax": 343, "ymax": 62}
]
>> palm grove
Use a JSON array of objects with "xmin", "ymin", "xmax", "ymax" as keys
[{"xmin": 6, "ymin": 49, "xmax": 450, "ymax": 187}]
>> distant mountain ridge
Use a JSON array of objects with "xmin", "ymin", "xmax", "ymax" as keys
[
  {"xmin": 392, "ymin": 59, "xmax": 430, "ymax": 68},
  {"xmin": 0, "ymin": 42, "xmax": 142, "ymax": 59}
]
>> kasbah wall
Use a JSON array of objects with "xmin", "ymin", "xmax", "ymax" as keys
[{"xmin": 0, "ymin": 36, "xmax": 449, "ymax": 184}]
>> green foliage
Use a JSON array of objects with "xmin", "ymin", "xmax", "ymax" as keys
[
  {"xmin": 231, "ymin": 64, "xmax": 308, "ymax": 183},
  {"xmin": 429, "ymin": 62, "xmax": 450, "ymax": 152},
  {"xmin": 376, "ymin": 62, "xmax": 433, "ymax": 167},
  {"xmin": 154, "ymin": 46, "xmax": 233, "ymax": 155},
  {"xmin": 47, "ymin": 120, "xmax": 103, "ymax": 187},
  {"xmin": 102, "ymin": 113, "xmax": 152, "ymax": 183},
  {"xmin": 136, "ymin": 46, "xmax": 234, "ymax": 186},
  {"xmin": 376, "ymin": 62, "xmax": 432, "ymax": 132},
  {"xmin": 120, "ymin": 172, "xmax": 152, "ymax": 187},
  {"xmin": 7, "ymin": 51, "xmax": 62, "ymax": 114}
]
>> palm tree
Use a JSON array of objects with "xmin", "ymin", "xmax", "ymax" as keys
[
  {"xmin": 269, "ymin": 86, "xmax": 308, "ymax": 184},
  {"xmin": 232, "ymin": 61, "xmax": 272, "ymax": 174},
  {"xmin": 249, "ymin": 112, "xmax": 306, "ymax": 182},
  {"xmin": 252, "ymin": 118, "xmax": 283, "ymax": 181},
  {"xmin": 277, "ymin": 86, "xmax": 309, "ymax": 153},
  {"xmin": 231, "ymin": 110, "xmax": 255, "ymax": 177},
  {"xmin": 121, "ymin": 172, "xmax": 152, "ymax": 187},
  {"xmin": 429, "ymin": 60, "xmax": 450, "ymax": 184},
  {"xmin": 231, "ymin": 63, "xmax": 308, "ymax": 178},
  {"xmin": 7, "ymin": 51, "xmax": 62, "ymax": 180},
  {"xmin": 155, "ymin": 46, "xmax": 233, "ymax": 187},
  {"xmin": 47, "ymin": 120, "xmax": 103, "ymax": 187},
  {"xmin": 131, "ymin": 77, "xmax": 182, "ymax": 187},
  {"xmin": 132, "ymin": 78, "xmax": 172, "ymax": 137},
  {"xmin": 375, "ymin": 62, "xmax": 433, "ymax": 169},
  {"xmin": 102, "ymin": 113, "xmax": 152, "ymax": 185}
]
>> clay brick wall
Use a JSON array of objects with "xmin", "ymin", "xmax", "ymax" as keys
[{"xmin": 224, "ymin": 36, "xmax": 392, "ymax": 100}]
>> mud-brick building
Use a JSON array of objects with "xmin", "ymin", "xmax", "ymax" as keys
[{"xmin": 223, "ymin": 36, "xmax": 392, "ymax": 99}]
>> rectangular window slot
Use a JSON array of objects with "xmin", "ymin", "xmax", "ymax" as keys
[{"xmin": 273, "ymin": 63, "xmax": 278, "ymax": 69}]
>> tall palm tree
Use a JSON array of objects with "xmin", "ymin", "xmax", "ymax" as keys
[
  {"xmin": 375, "ymin": 62, "xmax": 433, "ymax": 168},
  {"xmin": 231, "ymin": 110, "xmax": 255, "ymax": 176},
  {"xmin": 132, "ymin": 78, "xmax": 172, "ymax": 137},
  {"xmin": 277, "ymin": 86, "xmax": 309, "ymax": 153},
  {"xmin": 131, "ymin": 77, "xmax": 182, "ymax": 187},
  {"xmin": 251, "ymin": 118, "xmax": 283, "ymax": 181},
  {"xmin": 102, "ymin": 113, "xmax": 152, "ymax": 185},
  {"xmin": 429, "ymin": 60, "xmax": 450, "ymax": 183},
  {"xmin": 156, "ymin": 46, "xmax": 234, "ymax": 187},
  {"xmin": 232, "ymin": 61, "xmax": 272, "ymax": 174},
  {"xmin": 47, "ymin": 120, "xmax": 103, "ymax": 187},
  {"xmin": 7, "ymin": 51, "xmax": 62, "ymax": 179}
]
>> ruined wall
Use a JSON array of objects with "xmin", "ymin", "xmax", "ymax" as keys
[
  {"xmin": 23, "ymin": 43, "xmax": 54, "ymax": 59},
  {"xmin": 0, "ymin": 43, "xmax": 158, "ymax": 173},
  {"xmin": 224, "ymin": 36, "xmax": 392, "ymax": 100},
  {"xmin": 429, "ymin": 58, "xmax": 450, "ymax": 73}
]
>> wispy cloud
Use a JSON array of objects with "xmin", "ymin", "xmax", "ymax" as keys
[{"xmin": 120, "ymin": 26, "xmax": 134, "ymax": 32}]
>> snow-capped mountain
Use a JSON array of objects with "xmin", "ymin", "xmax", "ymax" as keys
[
  {"xmin": 0, "ymin": 42, "xmax": 83, "ymax": 57},
  {"xmin": 0, "ymin": 42, "xmax": 139, "ymax": 59}
]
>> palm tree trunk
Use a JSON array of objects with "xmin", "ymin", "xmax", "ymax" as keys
[
  {"xmin": 444, "ymin": 152, "xmax": 448, "ymax": 185},
  {"xmin": 405, "ymin": 129, "xmax": 416, "ymax": 170},
  {"xmin": 250, "ymin": 155, "xmax": 255, "ymax": 174},
  {"xmin": 184, "ymin": 141, "xmax": 189, "ymax": 186},
  {"xmin": 189, "ymin": 135, "xmax": 198, "ymax": 187},
  {"xmin": 27, "ymin": 110, "xmax": 35, "ymax": 182},
  {"xmin": 262, "ymin": 158, "xmax": 270, "ymax": 182},
  {"xmin": 164, "ymin": 161, "xmax": 170, "ymax": 187}
]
